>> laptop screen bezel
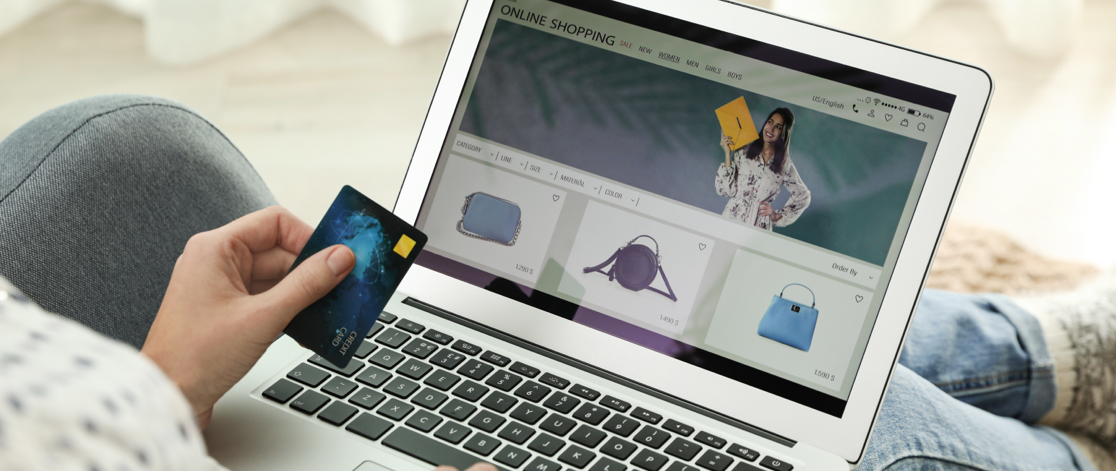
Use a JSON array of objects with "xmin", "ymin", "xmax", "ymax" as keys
[{"xmin": 392, "ymin": 0, "xmax": 992, "ymax": 463}]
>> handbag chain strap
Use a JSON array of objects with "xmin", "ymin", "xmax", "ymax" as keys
[
  {"xmin": 456, "ymin": 194, "xmax": 521, "ymax": 246},
  {"xmin": 779, "ymin": 283, "xmax": 815, "ymax": 307}
]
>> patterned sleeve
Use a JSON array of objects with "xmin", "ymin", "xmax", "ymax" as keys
[
  {"xmin": 715, "ymin": 152, "xmax": 741, "ymax": 197},
  {"xmin": 0, "ymin": 277, "xmax": 229, "ymax": 471},
  {"xmin": 774, "ymin": 158, "xmax": 811, "ymax": 227}
]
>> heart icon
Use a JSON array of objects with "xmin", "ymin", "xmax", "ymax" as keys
[
  {"xmin": 698, "ymin": 243, "xmax": 707, "ymax": 251},
  {"xmin": 552, "ymin": 194, "xmax": 560, "ymax": 202},
  {"xmin": 884, "ymin": 114, "xmax": 893, "ymax": 122},
  {"xmin": 855, "ymin": 295, "xmax": 864, "ymax": 303}
]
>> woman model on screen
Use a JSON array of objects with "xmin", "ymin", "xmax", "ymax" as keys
[{"xmin": 715, "ymin": 107, "xmax": 811, "ymax": 230}]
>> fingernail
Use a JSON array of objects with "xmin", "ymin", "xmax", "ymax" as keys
[{"xmin": 327, "ymin": 247, "xmax": 354, "ymax": 276}]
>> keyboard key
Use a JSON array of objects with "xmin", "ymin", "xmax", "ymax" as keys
[
  {"xmin": 441, "ymin": 399, "xmax": 478, "ymax": 421},
  {"xmin": 591, "ymin": 457, "xmax": 628, "ymax": 471},
  {"xmin": 377, "ymin": 399, "xmax": 414, "ymax": 421},
  {"xmin": 481, "ymin": 391, "xmax": 519, "ymax": 413},
  {"xmin": 662, "ymin": 420, "xmax": 694, "ymax": 437},
  {"xmin": 349, "ymin": 388, "xmax": 386, "ymax": 409},
  {"xmin": 573, "ymin": 403, "xmax": 610, "ymax": 425},
  {"xmin": 542, "ymin": 392, "xmax": 580, "ymax": 414},
  {"xmin": 633, "ymin": 427, "xmax": 671, "ymax": 449},
  {"xmin": 290, "ymin": 390, "xmax": 330, "ymax": 415},
  {"xmin": 346, "ymin": 412, "xmax": 393, "ymax": 440},
  {"xmin": 665, "ymin": 437, "xmax": 702, "ymax": 461},
  {"xmin": 384, "ymin": 377, "xmax": 420, "ymax": 399},
  {"xmin": 423, "ymin": 329, "xmax": 454, "ymax": 345},
  {"xmin": 486, "ymin": 371, "xmax": 524, "ymax": 391},
  {"xmin": 694, "ymin": 432, "xmax": 726, "ymax": 449},
  {"xmin": 539, "ymin": 373, "xmax": 570, "ymax": 389},
  {"xmin": 726, "ymin": 444, "xmax": 759, "ymax": 462},
  {"xmin": 509, "ymin": 361, "xmax": 540, "ymax": 378},
  {"xmin": 528, "ymin": 433, "xmax": 566, "ymax": 456},
  {"xmin": 670, "ymin": 463, "xmax": 703, "ymax": 471},
  {"xmin": 395, "ymin": 319, "xmax": 425, "ymax": 334},
  {"xmin": 370, "ymin": 350, "xmax": 406, "ymax": 369},
  {"xmin": 600, "ymin": 395, "xmax": 631, "ymax": 412},
  {"xmin": 366, "ymin": 322, "xmax": 386, "ymax": 339},
  {"xmin": 318, "ymin": 401, "xmax": 358, "ymax": 426},
  {"xmin": 515, "ymin": 381, "xmax": 552, "ymax": 403},
  {"xmin": 540, "ymin": 414, "xmax": 577, "ymax": 437},
  {"xmin": 430, "ymin": 349, "xmax": 467, "ymax": 370},
  {"xmin": 632, "ymin": 449, "xmax": 670, "ymax": 471},
  {"xmin": 397, "ymin": 359, "xmax": 433, "ymax": 380},
  {"xmin": 696, "ymin": 450, "xmax": 733, "ymax": 471},
  {"xmin": 603, "ymin": 415, "xmax": 641, "ymax": 437},
  {"xmin": 263, "ymin": 379, "xmax": 303, "ymax": 404},
  {"xmin": 631, "ymin": 407, "xmax": 662, "ymax": 424},
  {"xmin": 354, "ymin": 340, "xmax": 377, "ymax": 359},
  {"xmin": 435, "ymin": 422, "xmax": 473, "ymax": 444},
  {"xmin": 424, "ymin": 369, "xmax": 462, "ymax": 391},
  {"xmin": 465, "ymin": 432, "xmax": 502, "ymax": 456},
  {"xmin": 378, "ymin": 311, "xmax": 398, "ymax": 323},
  {"xmin": 375, "ymin": 328, "xmax": 411, "ymax": 348},
  {"xmin": 402, "ymin": 338, "xmax": 439, "ymax": 359},
  {"xmin": 525, "ymin": 456, "xmax": 561, "ymax": 471},
  {"xmin": 452, "ymin": 340, "xmax": 483, "ymax": 356},
  {"xmin": 309, "ymin": 355, "xmax": 364, "ymax": 377},
  {"xmin": 382, "ymin": 427, "xmax": 488, "ymax": 471},
  {"xmin": 322, "ymin": 377, "xmax": 359, "ymax": 398},
  {"xmin": 558, "ymin": 444, "xmax": 596, "ymax": 469},
  {"xmin": 451, "ymin": 380, "xmax": 490, "ymax": 403},
  {"xmin": 498, "ymin": 421, "xmax": 537, "ymax": 445},
  {"xmin": 469, "ymin": 409, "xmax": 507, "ymax": 433},
  {"xmin": 287, "ymin": 363, "xmax": 330, "ymax": 387},
  {"xmin": 406, "ymin": 409, "xmax": 443, "ymax": 432},
  {"xmin": 570, "ymin": 425, "xmax": 607, "ymax": 448},
  {"xmin": 355, "ymin": 365, "xmax": 393, "ymax": 388},
  {"xmin": 758, "ymin": 456, "xmax": 792, "ymax": 471},
  {"xmin": 459, "ymin": 360, "xmax": 495, "ymax": 380},
  {"xmin": 411, "ymin": 388, "xmax": 449, "ymax": 409},
  {"xmin": 494, "ymin": 445, "xmax": 532, "ymax": 468},
  {"xmin": 510, "ymin": 403, "xmax": 548, "ymax": 425},
  {"xmin": 480, "ymin": 351, "xmax": 512, "ymax": 367},
  {"xmin": 600, "ymin": 437, "xmax": 637, "ymax": 460},
  {"xmin": 570, "ymin": 384, "xmax": 600, "ymax": 401}
]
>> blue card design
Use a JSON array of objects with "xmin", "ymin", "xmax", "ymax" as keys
[{"xmin": 283, "ymin": 185, "xmax": 427, "ymax": 367}]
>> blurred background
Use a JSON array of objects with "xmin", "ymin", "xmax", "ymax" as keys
[{"xmin": 1, "ymin": 0, "xmax": 1114, "ymax": 268}]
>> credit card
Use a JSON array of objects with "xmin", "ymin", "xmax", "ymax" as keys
[{"xmin": 283, "ymin": 185, "xmax": 427, "ymax": 367}]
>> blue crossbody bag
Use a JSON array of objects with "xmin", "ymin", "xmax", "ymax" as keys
[
  {"xmin": 757, "ymin": 283, "xmax": 818, "ymax": 351},
  {"xmin": 457, "ymin": 192, "xmax": 522, "ymax": 246}
]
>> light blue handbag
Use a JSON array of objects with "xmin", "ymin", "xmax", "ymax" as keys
[
  {"xmin": 457, "ymin": 192, "xmax": 522, "ymax": 246},
  {"xmin": 757, "ymin": 283, "xmax": 818, "ymax": 351}
]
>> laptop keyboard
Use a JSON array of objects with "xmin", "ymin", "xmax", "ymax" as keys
[{"xmin": 262, "ymin": 313, "xmax": 794, "ymax": 471}]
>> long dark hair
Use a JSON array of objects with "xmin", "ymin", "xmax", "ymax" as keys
[{"xmin": 743, "ymin": 108, "xmax": 794, "ymax": 174}]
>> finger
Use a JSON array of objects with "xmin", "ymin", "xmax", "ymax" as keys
[
  {"xmin": 215, "ymin": 206, "xmax": 315, "ymax": 256},
  {"xmin": 252, "ymin": 246, "xmax": 300, "ymax": 281},
  {"xmin": 249, "ymin": 279, "xmax": 281, "ymax": 295},
  {"xmin": 464, "ymin": 464, "xmax": 497, "ymax": 471},
  {"xmin": 259, "ymin": 245, "xmax": 355, "ymax": 327},
  {"xmin": 433, "ymin": 467, "xmax": 459, "ymax": 471}
]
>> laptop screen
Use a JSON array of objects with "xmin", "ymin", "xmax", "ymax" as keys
[{"xmin": 412, "ymin": 0, "xmax": 955, "ymax": 417}]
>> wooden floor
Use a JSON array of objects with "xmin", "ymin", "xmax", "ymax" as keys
[{"xmin": 2, "ymin": 1, "xmax": 1114, "ymax": 265}]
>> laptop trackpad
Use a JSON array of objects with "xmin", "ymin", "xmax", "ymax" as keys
[{"xmin": 354, "ymin": 461, "xmax": 398, "ymax": 471}]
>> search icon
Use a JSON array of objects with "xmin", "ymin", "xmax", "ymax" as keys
[{"xmin": 917, "ymin": 122, "xmax": 926, "ymax": 132}]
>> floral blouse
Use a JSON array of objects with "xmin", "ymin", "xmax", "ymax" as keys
[{"xmin": 715, "ymin": 151, "xmax": 811, "ymax": 230}]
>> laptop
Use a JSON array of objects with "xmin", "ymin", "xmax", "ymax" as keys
[{"xmin": 203, "ymin": 0, "xmax": 992, "ymax": 469}]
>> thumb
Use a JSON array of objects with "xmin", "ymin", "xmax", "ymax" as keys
[{"xmin": 264, "ymin": 245, "xmax": 355, "ymax": 323}]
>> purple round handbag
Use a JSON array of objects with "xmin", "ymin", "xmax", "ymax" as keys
[{"xmin": 583, "ymin": 235, "xmax": 677, "ymax": 302}]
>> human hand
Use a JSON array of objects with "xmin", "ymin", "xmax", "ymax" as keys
[
  {"xmin": 720, "ymin": 132, "xmax": 734, "ymax": 154},
  {"xmin": 435, "ymin": 462, "xmax": 498, "ymax": 471},
  {"xmin": 141, "ymin": 206, "xmax": 355, "ymax": 430},
  {"xmin": 758, "ymin": 201, "xmax": 779, "ymax": 221}
]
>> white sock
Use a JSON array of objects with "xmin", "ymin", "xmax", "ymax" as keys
[{"xmin": 1017, "ymin": 273, "xmax": 1116, "ymax": 448}]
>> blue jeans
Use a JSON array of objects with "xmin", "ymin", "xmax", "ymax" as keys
[{"xmin": 0, "ymin": 95, "xmax": 1096, "ymax": 470}]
